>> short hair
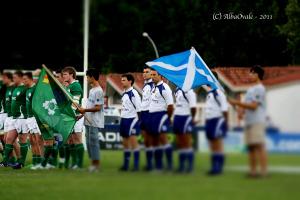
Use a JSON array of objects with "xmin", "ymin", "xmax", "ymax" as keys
[
  {"xmin": 3, "ymin": 72, "xmax": 13, "ymax": 80},
  {"xmin": 23, "ymin": 72, "xmax": 33, "ymax": 80},
  {"xmin": 14, "ymin": 70, "xmax": 23, "ymax": 77},
  {"xmin": 55, "ymin": 68, "xmax": 62, "ymax": 74},
  {"xmin": 212, "ymin": 71, "xmax": 219, "ymax": 80},
  {"xmin": 143, "ymin": 66, "xmax": 151, "ymax": 70},
  {"xmin": 86, "ymin": 68, "xmax": 100, "ymax": 81},
  {"xmin": 62, "ymin": 66, "xmax": 77, "ymax": 79},
  {"xmin": 250, "ymin": 65, "xmax": 264, "ymax": 80},
  {"xmin": 121, "ymin": 73, "xmax": 135, "ymax": 86}
]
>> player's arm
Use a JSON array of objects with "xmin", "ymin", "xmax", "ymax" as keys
[
  {"xmin": 133, "ymin": 90, "xmax": 142, "ymax": 120},
  {"xmin": 188, "ymin": 90, "xmax": 197, "ymax": 123},
  {"xmin": 164, "ymin": 86, "xmax": 174, "ymax": 119}
]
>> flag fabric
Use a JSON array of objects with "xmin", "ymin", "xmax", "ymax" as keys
[
  {"xmin": 32, "ymin": 68, "xmax": 76, "ymax": 143},
  {"xmin": 146, "ymin": 47, "xmax": 221, "ymax": 92}
]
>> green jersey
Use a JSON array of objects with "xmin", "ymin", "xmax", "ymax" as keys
[
  {"xmin": 4, "ymin": 85, "xmax": 15, "ymax": 116},
  {"xmin": 11, "ymin": 84, "xmax": 27, "ymax": 118},
  {"xmin": 67, "ymin": 80, "xmax": 83, "ymax": 114},
  {"xmin": 26, "ymin": 84, "xmax": 36, "ymax": 118},
  {"xmin": 0, "ymin": 81, "xmax": 4, "ymax": 112}
]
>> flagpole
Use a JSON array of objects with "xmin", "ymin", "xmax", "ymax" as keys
[{"xmin": 42, "ymin": 64, "xmax": 92, "ymax": 124}]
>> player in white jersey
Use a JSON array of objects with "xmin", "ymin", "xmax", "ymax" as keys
[
  {"xmin": 204, "ymin": 71, "xmax": 228, "ymax": 175},
  {"xmin": 173, "ymin": 88, "xmax": 197, "ymax": 173},
  {"xmin": 119, "ymin": 74, "xmax": 142, "ymax": 171},
  {"xmin": 229, "ymin": 65, "xmax": 268, "ymax": 177},
  {"xmin": 140, "ymin": 66, "xmax": 155, "ymax": 171},
  {"xmin": 148, "ymin": 69, "xmax": 174, "ymax": 171}
]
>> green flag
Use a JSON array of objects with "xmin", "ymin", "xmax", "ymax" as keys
[{"xmin": 32, "ymin": 68, "xmax": 76, "ymax": 143}]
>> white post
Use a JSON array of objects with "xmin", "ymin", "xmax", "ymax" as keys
[{"xmin": 83, "ymin": 0, "xmax": 90, "ymax": 100}]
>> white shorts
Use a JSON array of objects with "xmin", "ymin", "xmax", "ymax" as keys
[
  {"xmin": 26, "ymin": 117, "xmax": 41, "ymax": 134},
  {"xmin": 73, "ymin": 116, "xmax": 84, "ymax": 133},
  {"xmin": 4, "ymin": 117, "xmax": 27, "ymax": 134},
  {"xmin": 0, "ymin": 113, "xmax": 8, "ymax": 134}
]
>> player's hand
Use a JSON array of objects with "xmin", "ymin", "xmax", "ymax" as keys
[
  {"xmin": 227, "ymin": 97, "xmax": 238, "ymax": 105},
  {"xmin": 77, "ymin": 107, "xmax": 85, "ymax": 114}
]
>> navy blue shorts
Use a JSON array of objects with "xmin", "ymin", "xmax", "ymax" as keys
[
  {"xmin": 173, "ymin": 115, "xmax": 193, "ymax": 134},
  {"xmin": 120, "ymin": 117, "xmax": 140, "ymax": 138},
  {"xmin": 140, "ymin": 111, "xmax": 150, "ymax": 131},
  {"xmin": 205, "ymin": 117, "xmax": 227, "ymax": 140},
  {"xmin": 148, "ymin": 111, "xmax": 170, "ymax": 135}
]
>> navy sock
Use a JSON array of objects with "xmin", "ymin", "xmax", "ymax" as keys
[
  {"xmin": 186, "ymin": 149, "xmax": 194, "ymax": 172},
  {"xmin": 145, "ymin": 148, "xmax": 153, "ymax": 170},
  {"xmin": 211, "ymin": 154, "xmax": 219, "ymax": 172},
  {"xmin": 133, "ymin": 149, "xmax": 140, "ymax": 170},
  {"xmin": 164, "ymin": 144, "xmax": 173, "ymax": 170},
  {"xmin": 154, "ymin": 147, "xmax": 163, "ymax": 170},
  {"xmin": 123, "ymin": 150, "xmax": 131, "ymax": 170},
  {"xmin": 218, "ymin": 154, "xmax": 225, "ymax": 173},
  {"xmin": 178, "ymin": 150, "xmax": 186, "ymax": 172}
]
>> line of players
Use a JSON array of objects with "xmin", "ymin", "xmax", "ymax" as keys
[
  {"xmin": 119, "ymin": 67, "xmax": 228, "ymax": 174},
  {"xmin": 0, "ymin": 66, "xmax": 228, "ymax": 174},
  {"xmin": 0, "ymin": 67, "xmax": 85, "ymax": 170}
]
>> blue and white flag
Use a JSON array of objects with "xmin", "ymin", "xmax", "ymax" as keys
[{"xmin": 146, "ymin": 47, "xmax": 221, "ymax": 92}]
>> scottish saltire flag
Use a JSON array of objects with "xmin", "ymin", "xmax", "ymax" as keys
[
  {"xmin": 32, "ymin": 68, "xmax": 76, "ymax": 143},
  {"xmin": 146, "ymin": 47, "xmax": 221, "ymax": 92}
]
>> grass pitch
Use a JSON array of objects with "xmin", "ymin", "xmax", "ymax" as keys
[{"xmin": 0, "ymin": 151, "xmax": 299, "ymax": 200}]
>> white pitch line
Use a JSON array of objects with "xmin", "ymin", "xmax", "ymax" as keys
[{"xmin": 227, "ymin": 166, "xmax": 300, "ymax": 174}]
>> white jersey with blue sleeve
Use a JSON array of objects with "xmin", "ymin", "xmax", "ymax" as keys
[
  {"xmin": 149, "ymin": 81, "xmax": 174, "ymax": 113},
  {"xmin": 141, "ymin": 79, "xmax": 154, "ymax": 111},
  {"xmin": 205, "ymin": 89, "xmax": 228, "ymax": 119},
  {"xmin": 121, "ymin": 87, "xmax": 141, "ymax": 118},
  {"xmin": 174, "ymin": 88, "xmax": 197, "ymax": 116}
]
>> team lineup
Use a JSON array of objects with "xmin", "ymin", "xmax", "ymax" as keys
[{"xmin": 0, "ymin": 65, "xmax": 267, "ymax": 177}]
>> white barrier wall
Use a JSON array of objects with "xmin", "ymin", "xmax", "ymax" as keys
[{"xmin": 266, "ymin": 82, "xmax": 300, "ymax": 133}]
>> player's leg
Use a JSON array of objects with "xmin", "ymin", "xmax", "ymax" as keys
[
  {"xmin": 130, "ymin": 135, "xmax": 139, "ymax": 171},
  {"xmin": 29, "ymin": 134, "xmax": 36, "ymax": 165},
  {"xmin": 41, "ymin": 139, "xmax": 55, "ymax": 169},
  {"xmin": 119, "ymin": 118, "xmax": 132, "ymax": 171},
  {"xmin": 120, "ymin": 137, "xmax": 130, "ymax": 171},
  {"xmin": 129, "ymin": 118, "xmax": 140, "ymax": 171},
  {"xmin": 64, "ymin": 136, "xmax": 72, "ymax": 169},
  {"xmin": 174, "ymin": 115, "xmax": 187, "ymax": 173},
  {"xmin": 208, "ymin": 138, "xmax": 224, "ymax": 174},
  {"xmin": 159, "ymin": 113, "xmax": 173, "ymax": 171},
  {"xmin": 13, "ymin": 119, "xmax": 29, "ymax": 169},
  {"xmin": 141, "ymin": 111, "xmax": 154, "ymax": 171},
  {"xmin": 176, "ymin": 134, "xmax": 186, "ymax": 172},
  {"xmin": 185, "ymin": 133, "xmax": 194, "ymax": 173},
  {"xmin": 150, "ymin": 113, "xmax": 163, "ymax": 171},
  {"xmin": 72, "ymin": 117, "xmax": 84, "ymax": 169},
  {"xmin": 13, "ymin": 132, "xmax": 28, "ymax": 169},
  {"xmin": 1, "ymin": 129, "xmax": 18, "ymax": 167}
]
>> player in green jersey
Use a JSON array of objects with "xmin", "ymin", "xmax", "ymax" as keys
[
  {"xmin": 0, "ymin": 71, "xmax": 28, "ymax": 169},
  {"xmin": 0, "ymin": 72, "xmax": 20, "ymax": 166},
  {"xmin": 23, "ymin": 72, "xmax": 43, "ymax": 169},
  {"xmin": 62, "ymin": 66, "xmax": 84, "ymax": 169}
]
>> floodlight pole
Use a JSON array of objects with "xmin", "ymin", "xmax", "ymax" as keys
[{"xmin": 142, "ymin": 32, "xmax": 159, "ymax": 58}]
